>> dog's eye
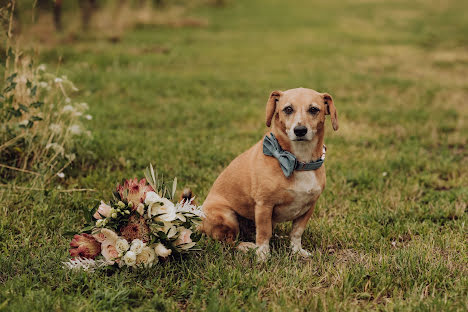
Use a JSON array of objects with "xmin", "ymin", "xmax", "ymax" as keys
[
  {"xmin": 283, "ymin": 106, "xmax": 294, "ymax": 115},
  {"xmin": 308, "ymin": 107, "xmax": 320, "ymax": 115}
]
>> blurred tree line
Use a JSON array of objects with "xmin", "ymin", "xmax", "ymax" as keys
[{"xmin": 0, "ymin": 0, "xmax": 226, "ymax": 35}]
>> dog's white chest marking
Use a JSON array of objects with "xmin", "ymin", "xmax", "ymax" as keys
[{"xmin": 274, "ymin": 171, "xmax": 322, "ymax": 222}]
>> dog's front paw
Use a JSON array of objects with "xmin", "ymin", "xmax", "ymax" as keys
[
  {"xmin": 237, "ymin": 242, "xmax": 257, "ymax": 253},
  {"xmin": 256, "ymin": 244, "xmax": 270, "ymax": 262},
  {"xmin": 292, "ymin": 245, "xmax": 312, "ymax": 258}
]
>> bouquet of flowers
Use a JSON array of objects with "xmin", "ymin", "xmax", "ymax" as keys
[{"xmin": 63, "ymin": 165, "xmax": 203, "ymax": 271}]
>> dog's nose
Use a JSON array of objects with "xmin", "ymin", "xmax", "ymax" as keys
[{"xmin": 294, "ymin": 126, "xmax": 308, "ymax": 137}]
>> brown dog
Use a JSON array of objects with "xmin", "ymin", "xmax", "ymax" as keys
[{"xmin": 201, "ymin": 88, "xmax": 338, "ymax": 260}]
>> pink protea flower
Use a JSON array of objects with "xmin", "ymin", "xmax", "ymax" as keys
[
  {"xmin": 116, "ymin": 178, "xmax": 154, "ymax": 209},
  {"xmin": 69, "ymin": 233, "xmax": 101, "ymax": 259},
  {"xmin": 120, "ymin": 215, "xmax": 150, "ymax": 243}
]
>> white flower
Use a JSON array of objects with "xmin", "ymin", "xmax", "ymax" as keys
[
  {"xmin": 69, "ymin": 124, "xmax": 82, "ymax": 135},
  {"xmin": 175, "ymin": 198, "xmax": 204, "ymax": 218},
  {"xmin": 130, "ymin": 239, "xmax": 145, "ymax": 255},
  {"xmin": 78, "ymin": 102, "xmax": 89, "ymax": 110},
  {"xmin": 136, "ymin": 246, "xmax": 156, "ymax": 267},
  {"xmin": 154, "ymin": 243, "xmax": 172, "ymax": 258},
  {"xmin": 57, "ymin": 172, "xmax": 65, "ymax": 178},
  {"xmin": 38, "ymin": 64, "xmax": 46, "ymax": 71},
  {"xmin": 122, "ymin": 250, "xmax": 137, "ymax": 267},
  {"xmin": 136, "ymin": 203, "xmax": 145, "ymax": 216},
  {"xmin": 62, "ymin": 105, "xmax": 75, "ymax": 113},
  {"xmin": 148, "ymin": 198, "xmax": 177, "ymax": 222},
  {"xmin": 39, "ymin": 81, "xmax": 48, "ymax": 88},
  {"xmin": 65, "ymin": 153, "xmax": 76, "ymax": 161},
  {"xmin": 382, "ymin": 172, "xmax": 388, "ymax": 177},
  {"xmin": 49, "ymin": 123, "xmax": 62, "ymax": 134},
  {"xmin": 115, "ymin": 238, "xmax": 130, "ymax": 255},
  {"xmin": 85, "ymin": 114, "xmax": 92, "ymax": 120},
  {"xmin": 144, "ymin": 191, "xmax": 162, "ymax": 205},
  {"xmin": 54, "ymin": 77, "xmax": 63, "ymax": 83},
  {"xmin": 45, "ymin": 143, "xmax": 64, "ymax": 155}
]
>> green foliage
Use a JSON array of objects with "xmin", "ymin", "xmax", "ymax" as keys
[{"xmin": 0, "ymin": 54, "xmax": 92, "ymax": 185}]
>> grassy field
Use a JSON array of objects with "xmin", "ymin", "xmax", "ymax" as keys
[{"xmin": 1, "ymin": 0, "xmax": 467, "ymax": 310}]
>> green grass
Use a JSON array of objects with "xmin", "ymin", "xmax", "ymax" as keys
[{"xmin": 1, "ymin": 0, "xmax": 467, "ymax": 310}]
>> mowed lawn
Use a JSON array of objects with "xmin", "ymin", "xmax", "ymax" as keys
[{"xmin": 1, "ymin": 0, "xmax": 467, "ymax": 311}]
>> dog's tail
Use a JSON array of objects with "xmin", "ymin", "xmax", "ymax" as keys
[{"xmin": 179, "ymin": 187, "xmax": 197, "ymax": 205}]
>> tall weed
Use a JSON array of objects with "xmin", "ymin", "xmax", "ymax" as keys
[{"xmin": 0, "ymin": 53, "xmax": 92, "ymax": 186}]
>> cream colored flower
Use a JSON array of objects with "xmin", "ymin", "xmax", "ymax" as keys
[
  {"xmin": 123, "ymin": 250, "xmax": 137, "ymax": 267},
  {"xmin": 136, "ymin": 203, "xmax": 145, "ymax": 216},
  {"xmin": 154, "ymin": 243, "xmax": 172, "ymax": 258},
  {"xmin": 130, "ymin": 239, "xmax": 145, "ymax": 255},
  {"xmin": 62, "ymin": 105, "xmax": 74, "ymax": 113},
  {"xmin": 136, "ymin": 246, "xmax": 156, "ymax": 267},
  {"xmin": 93, "ymin": 201, "xmax": 111, "ymax": 219},
  {"xmin": 78, "ymin": 102, "xmax": 89, "ymax": 110},
  {"xmin": 46, "ymin": 143, "xmax": 64, "ymax": 155},
  {"xmin": 115, "ymin": 238, "xmax": 130, "ymax": 255},
  {"xmin": 69, "ymin": 124, "xmax": 82, "ymax": 135},
  {"xmin": 144, "ymin": 191, "xmax": 161, "ymax": 205},
  {"xmin": 49, "ymin": 123, "xmax": 62, "ymax": 134},
  {"xmin": 148, "ymin": 198, "xmax": 176, "ymax": 222}
]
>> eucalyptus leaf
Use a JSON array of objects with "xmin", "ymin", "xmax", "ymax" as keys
[
  {"xmin": 30, "ymin": 86, "xmax": 37, "ymax": 96},
  {"xmin": 6, "ymin": 72, "xmax": 17, "ymax": 83},
  {"xmin": 179, "ymin": 242, "xmax": 196, "ymax": 250},
  {"xmin": 31, "ymin": 116, "xmax": 43, "ymax": 121},
  {"xmin": 167, "ymin": 226, "xmax": 178, "ymax": 238},
  {"xmin": 19, "ymin": 104, "xmax": 29, "ymax": 112},
  {"xmin": 80, "ymin": 225, "xmax": 95, "ymax": 233},
  {"xmin": 176, "ymin": 213, "xmax": 186, "ymax": 222},
  {"xmin": 150, "ymin": 163, "xmax": 156, "ymax": 186},
  {"xmin": 4, "ymin": 83, "xmax": 16, "ymax": 93},
  {"xmin": 31, "ymin": 101, "xmax": 43, "ymax": 108},
  {"xmin": 171, "ymin": 177, "xmax": 177, "ymax": 199},
  {"xmin": 62, "ymin": 231, "xmax": 78, "ymax": 237}
]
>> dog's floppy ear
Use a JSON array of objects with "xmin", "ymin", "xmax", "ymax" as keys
[
  {"xmin": 323, "ymin": 93, "xmax": 338, "ymax": 131},
  {"xmin": 266, "ymin": 90, "xmax": 282, "ymax": 127}
]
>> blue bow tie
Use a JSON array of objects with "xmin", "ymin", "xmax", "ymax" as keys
[{"xmin": 263, "ymin": 133, "xmax": 325, "ymax": 178}]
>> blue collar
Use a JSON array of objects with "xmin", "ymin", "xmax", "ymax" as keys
[{"xmin": 263, "ymin": 133, "xmax": 326, "ymax": 178}]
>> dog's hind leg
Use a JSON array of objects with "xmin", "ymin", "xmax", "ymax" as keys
[{"xmin": 201, "ymin": 203, "xmax": 239, "ymax": 243}]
